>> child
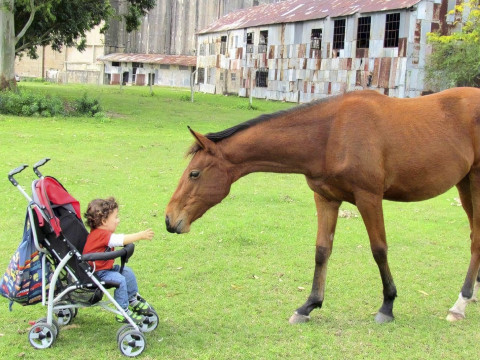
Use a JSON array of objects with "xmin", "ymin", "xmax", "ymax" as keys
[{"xmin": 83, "ymin": 197, "xmax": 154, "ymax": 323}]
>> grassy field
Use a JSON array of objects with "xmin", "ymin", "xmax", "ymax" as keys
[{"xmin": 0, "ymin": 83, "xmax": 478, "ymax": 359}]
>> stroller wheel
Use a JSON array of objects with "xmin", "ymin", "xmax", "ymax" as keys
[
  {"xmin": 139, "ymin": 309, "xmax": 159, "ymax": 333},
  {"xmin": 28, "ymin": 322, "xmax": 57, "ymax": 349},
  {"xmin": 37, "ymin": 317, "xmax": 60, "ymax": 337},
  {"xmin": 116, "ymin": 324, "xmax": 135, "ymax": 343},
  {"xmin": 118, "ymin": 329, "xmax": 146, "ymax": 357},
  {"xmin": 54, "ymin": 307, "xmax": 75, "ymax": 326}
]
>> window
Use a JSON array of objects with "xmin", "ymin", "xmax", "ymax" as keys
[
  {"xmin": 384, "ymin": 13, "xmax": 400, "ymax": 48},
  {"xmin": 310, "ymin": 29, "xmax": 322, "ymax": 50},
  {"xmin": 179, "ymin": 65, "xmax": 189, "ymax": 71},
  {"xmin": 209, "ymin": 43, "xmax": 215, "ymax": 55},
  {"xmin": 207, "ymin": 68, "xmax": 215, "ymax": 84},
  {"xmin": 357, "ymin": 16, "xmax": 371, "ymax": 49},
  {"xmin": 246, "ymin": 32, "xmax": 254, "ymax": 53},
  {"xmin": 259, "ymin": 30, "xmax": 268, "ymax": 53},
  {"xmin": 112, "ymin": 61, "xmax": 120, "ymax": 67},
  {"xmin": 255, "ymin": 68, "xmax": 268, "ymax": 87},
  {"xmin": 160, "ymin": 64, "xmax": 170, "ymax": 70},
  {"xmin": 197, "ymin": 68, "xmax": 205, "ymax": 83},
  {"xmin": 132, "ymin": 62, "xmax": 143, "ymax": 68},
  {"xmin": 220, "ymin": 36, "xmax": 227, "ymax": 55},
  {"xmin": 199, "ymin": 44, "xmax": 206, "ymax": 56},
  {"xmin": 333, "ymin": 19, "xmax": 346, "ymax": 50},
  {"xmin": 231, "ymin": 73, "xmax": 236, "ymax": 81}
]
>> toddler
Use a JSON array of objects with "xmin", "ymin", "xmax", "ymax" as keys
[{"xmin": 83, "ymin": 197, "xmax": 154, "ymax": 323}]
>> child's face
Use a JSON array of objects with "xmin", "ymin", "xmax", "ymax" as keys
[{"xmin": 102, "ymin": 208, "xmax": 120, "ymax": 232}]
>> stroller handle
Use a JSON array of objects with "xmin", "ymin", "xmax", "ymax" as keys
[
  {"xmin": 8, "ymin": 164, "xmax": 28, "ymax": 186},
  {"xmin": 33, "ymin": 158, "xmax": 51, "ymax": 178}
]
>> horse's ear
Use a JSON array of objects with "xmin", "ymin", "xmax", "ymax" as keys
[{"xmin": 188, "ymin": 126, "xmax": 217, "ymax": 153}]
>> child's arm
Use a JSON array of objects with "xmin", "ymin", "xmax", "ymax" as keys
[{"xmin": 122, "ymin": 228, "xmax": 154, "ymax": 245}]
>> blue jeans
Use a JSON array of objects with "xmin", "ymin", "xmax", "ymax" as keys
[{"xmin": 96, "ymin": 265, "xmax": 138, "ymax": 310}]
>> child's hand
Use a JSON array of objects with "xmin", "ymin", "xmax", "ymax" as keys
[{"xmin": 142, "ymin": 228, "xmax": 154, "ymax": 240}]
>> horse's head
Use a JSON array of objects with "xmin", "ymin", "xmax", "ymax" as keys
[{"xmin": 165, "ymin": 128, "xmax": 233, "ymax": 234}]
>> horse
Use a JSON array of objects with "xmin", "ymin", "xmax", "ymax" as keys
[{"xmin": 165, "ymin": 87, "xmax": 480, "ymax": 323}]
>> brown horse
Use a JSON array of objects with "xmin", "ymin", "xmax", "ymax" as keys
[{"xmin": 165, "ymin": 87, "xmax": 480, "ymax": 323}]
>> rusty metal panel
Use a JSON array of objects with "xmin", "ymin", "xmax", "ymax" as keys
[
  {"xmin": 97, "ymin": 53, "xmax": 196, "ymax": 67},
  {"xmin": 378, "ymin": 57, "xmax": 392, "ymax": 88}
]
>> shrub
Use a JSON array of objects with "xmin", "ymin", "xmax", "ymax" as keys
[{"xmin": 0, "ymin": 89, "xmax": 102, "ymax": 117}]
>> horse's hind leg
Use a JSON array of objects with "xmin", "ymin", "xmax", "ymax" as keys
[
  {"xmin": 447, "ymin": 173, "xmax": 480, "ymax": 321},
  {"xmin": 289, "ymin": 193, "xmax": 340, "ymax": 324},
  {"xmin": 355, "ymin": 191, "xmax": 396, "ymax": 323}
]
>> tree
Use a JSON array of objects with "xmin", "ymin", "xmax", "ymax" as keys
[
  {"xmin": 0, "ymin": 0, "xmax": 155, "ymax": 90},
  {"xmin": 426, "ymin": 0, "xmax": 480, "ymax": 90}
]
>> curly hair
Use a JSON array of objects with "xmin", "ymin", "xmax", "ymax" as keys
[{"xmin": 84, "ymin": 197, "xmax": 118, "ymax": 229}]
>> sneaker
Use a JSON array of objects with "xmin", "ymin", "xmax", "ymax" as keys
[
  {"xmin": 129, "ymin": 298, "xmax": 152, "ymax": 315},
  {"xmin": 115, "ymin": 308, "xmax": 144, "ymax": 324}
]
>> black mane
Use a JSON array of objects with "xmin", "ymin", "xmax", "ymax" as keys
[{"xmin": 187, "ymin": 95, "xmax": 338, "ymax": 156}]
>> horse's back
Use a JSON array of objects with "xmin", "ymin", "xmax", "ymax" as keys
[{"xmin": 322, "ymin": 88, "xmax": 480, "ymax": 201}]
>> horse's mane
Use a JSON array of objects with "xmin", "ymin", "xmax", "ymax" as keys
[{"xmin": 186, "ymin": 95, "xmax": 340, "ymax": 156}]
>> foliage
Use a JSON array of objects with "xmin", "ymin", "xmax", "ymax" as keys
[
  {"xmin": 426, "ymin": 0, "xmax": 480, "ymax": 89},
  {"xmin": 0, "ymin": 89, "xmax": 102, "ymax": 117},
  {"xmin": 14, "ymin": 0, "xmax": 156, "ymax": 59}
]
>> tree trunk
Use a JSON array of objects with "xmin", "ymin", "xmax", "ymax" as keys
[{"xmin": 0, "ymin": 0, "xmax": 17, "ymax": 90}]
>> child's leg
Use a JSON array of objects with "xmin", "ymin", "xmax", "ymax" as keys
[
  {"xmin": 114, "ymin": 265, "xmax": 139, "ymax": 301},
  {"xmin": 96, "ymin": 269, "xmax": 129, "ymax": 310}
]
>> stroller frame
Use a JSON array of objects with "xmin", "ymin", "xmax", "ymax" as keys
[{"xmin": 7, "ymin": 158, "xmax": 158, "ymax": 357}]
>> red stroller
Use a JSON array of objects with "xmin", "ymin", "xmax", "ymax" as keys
[{"xmin": 4, "ymin": 158, "xmax": 158, "ymax": 357}]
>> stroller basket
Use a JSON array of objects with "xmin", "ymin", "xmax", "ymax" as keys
[{"xmin": 2, "ymin": 159, "xmax": 158, "ymax": 357}]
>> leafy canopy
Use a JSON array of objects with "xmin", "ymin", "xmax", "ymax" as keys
[
  {"xmin": 426, "ymin": 0, "xmax": 480, "ymax": 89},
  {"xmin": 14, "ymin": 0, "xmax": 155, "ymax": 59}
]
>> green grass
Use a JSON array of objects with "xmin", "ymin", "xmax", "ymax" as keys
[{"xmin": 0, "ymin": 83, "xmax": 477, "ymax": 359}]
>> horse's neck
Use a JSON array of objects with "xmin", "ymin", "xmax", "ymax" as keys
[{"xmin": 220, "ymin": 117, "xmax": 324, "ymax": 180}]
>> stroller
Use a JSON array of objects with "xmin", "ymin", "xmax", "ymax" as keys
[{"xmin": 4, "ymin": 158, "xmax": 159, "ymax": 357}]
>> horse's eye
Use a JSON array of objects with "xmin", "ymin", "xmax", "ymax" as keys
[{"xmin": 189, "ymin": 170, "xmax": 200, "ymax": 179}]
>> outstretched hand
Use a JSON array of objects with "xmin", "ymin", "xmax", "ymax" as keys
[{"xmin": 142, "ymin": 228, "xmax": 155, "ymax": 240}]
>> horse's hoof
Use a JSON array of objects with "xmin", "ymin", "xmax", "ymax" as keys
[
  {"xmin": 374, "ymin": 312, "xmax": 394, "ymax": 324},
  {"xmin": 446, "ymin": 311, "xmax": 465, "ymax": 322},
  {"xmin": 289, "ymin": 312, "xmax": 310, "ymax": 324}
]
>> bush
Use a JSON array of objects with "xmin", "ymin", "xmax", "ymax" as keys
[{"xmin": 0, "ymin": 89, "xmax": 102, "ymax": 117}]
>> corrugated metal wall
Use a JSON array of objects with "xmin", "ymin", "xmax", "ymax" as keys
[{"xmin": 105, "ymin": 0, "xmax": 280, "ymax": 56}]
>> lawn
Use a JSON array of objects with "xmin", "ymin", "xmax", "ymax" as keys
[{"xmin": 0, "ymin": 83, "xmax": 478, "ymax": 359}]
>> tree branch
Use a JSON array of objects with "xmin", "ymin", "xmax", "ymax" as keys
[{"xmin": 14, "ymin": 0, "xmax": 39, "ymax": 45}]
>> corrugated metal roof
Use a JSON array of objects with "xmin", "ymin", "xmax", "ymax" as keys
[
  {"xmin": 198, "ymin": 0, "xmax": 422, "ymax": 34},
  {"xmin": 98, "ymin": 53, "xmax": 197, "ymax": 66}
]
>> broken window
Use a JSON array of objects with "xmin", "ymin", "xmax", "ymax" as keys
[
  {"xmin": 246, "ymin": 32, "xmax": 254, "ymax": 53},
  {"xmin": 112, "ymin": 61, "xmax": 120, "ymax": 67},
  {"xmin": 197, "ymin": 68, "xmax": 205, "ymax": 83},
  {"xmin": 384, "ymin": 13, "xmax": 400, "ymax": 48},
  {"xmin": 231, "ymin": 72, "xmax": 236, "ymax": 81},
  {"xmin": 333, "ymin": 19, "xmax": 346, "ymax": 50},
  {"xmin": 310, "ymin": 29, "xmax": 322, "ymax": 50},
  {"xmin": 220, "ymin": 36, "xmax": 227, "ymax": 55},
  {"xmin": 255, "ymin": 68, "xmax": 268, "ymax": 87},
  {"xmin": 357, "ymin": 16, "xmax": 371, "ymax": 49},
  {"xmin": 259, "ymin": 30, "xmax": 268, "ymax": 53}
]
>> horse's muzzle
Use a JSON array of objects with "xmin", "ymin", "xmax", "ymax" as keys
[{"xmin": 165, "ymin": 215, "xmax": 183, "ymax": 234}]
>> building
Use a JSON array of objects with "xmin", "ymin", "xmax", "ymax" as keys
[
  {"xmin": 195, "ymin": 0, "xmax": 460, "ymax": 101},
  {"xmin": 15, "ymin": 26, "xmax": 105, "ymax": 84},
  {"xmin": 97, "ymin": 53, "xmax": 196, "ymax": 87}
]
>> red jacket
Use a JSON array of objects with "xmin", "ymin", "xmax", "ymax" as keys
[{"xmin": 83, "ymin": 228, "xmax": 115, "ymax": 271}]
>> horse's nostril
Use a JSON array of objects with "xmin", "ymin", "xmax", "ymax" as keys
[{"xmin": 165, "ymin": 215, "xmax": 170, "ymax": 228}]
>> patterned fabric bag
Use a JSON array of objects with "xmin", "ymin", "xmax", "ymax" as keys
[{"xmin": 0, "ymin": 214, "xmax": 51, "ymax": 310}]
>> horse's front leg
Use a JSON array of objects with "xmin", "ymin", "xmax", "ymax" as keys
[
  {"xmin": 355, "ymin": 191, "xmax": 397, "ymax": 323},
  {"xmin": 289, "ymin": 193, "xmax": 340, "ymax": 324}
]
